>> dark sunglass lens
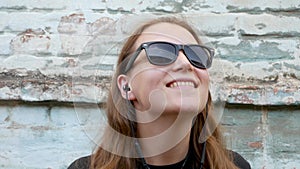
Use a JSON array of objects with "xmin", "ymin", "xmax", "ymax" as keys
[
  {"xmin": 147, "ymin": 43, "xmax": 176, "ymax": 65},
  {"xmin": 185, "ymin": 46, "xmax": 211, "ymax": 69}
]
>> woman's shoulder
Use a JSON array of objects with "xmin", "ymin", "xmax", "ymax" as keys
[
  {"xmin": 67, "ymin": 155, "xmax": 91, "ymax": 169},
  {"xmin": 230, "ymin": 150, "xmax": 251, "ymax": 169},
  {"xmin": 67, "ymin": 152, "xmax": 251, "ymax": 169}
]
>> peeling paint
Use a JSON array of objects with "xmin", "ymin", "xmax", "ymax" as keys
[
  {"xmin": 10, "ymin": 28, "xmax": 51, "ymax": 54},
  {"xmin": 248, "ymin": 141, "xmax": 263, "ymax": 149}
]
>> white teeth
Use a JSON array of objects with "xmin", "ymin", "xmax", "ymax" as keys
[{"xmin": 169, "ymin": 81, "xmax": 194, "ymax": 88}]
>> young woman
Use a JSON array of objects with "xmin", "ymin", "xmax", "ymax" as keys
[{"xmin": 68, "ymin": 17, "xmax": 251, "ymax": 169}]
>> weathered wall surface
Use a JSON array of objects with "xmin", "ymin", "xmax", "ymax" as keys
[{"xmin": 0, "ymin": 0, "xmax": 299, "ymax": 168}]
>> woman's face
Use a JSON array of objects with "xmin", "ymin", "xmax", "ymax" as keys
[{"xmin": 118, "ymin": 22, "xmax": 210, "ymax": 121}]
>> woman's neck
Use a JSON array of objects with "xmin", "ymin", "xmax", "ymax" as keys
[{"xmin": 136, "ymin": 113, "xmax": 193, "ymax": 165}]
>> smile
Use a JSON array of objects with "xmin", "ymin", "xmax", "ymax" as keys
[{"xmin": 168, "ymin": 81, "xmax": 195, "ymax": 88}]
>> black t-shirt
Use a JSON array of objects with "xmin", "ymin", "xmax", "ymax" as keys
[{"xmin": 67, "ymin": 151, "xmax": 251, "ymax": 169}]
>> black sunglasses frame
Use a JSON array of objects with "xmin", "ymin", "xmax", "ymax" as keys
[{"xmin": 124, "ymin": 41, "xmax": 214, "ymax": 73}]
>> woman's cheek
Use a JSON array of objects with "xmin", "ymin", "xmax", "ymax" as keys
[{"xmin": 195, "ymin": 69, "xmax": 210, "ymax": 84}]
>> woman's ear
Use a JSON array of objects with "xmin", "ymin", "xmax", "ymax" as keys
[{"xmin": 117, "ymin": 74, "xmax": 136, "ymax": 100}]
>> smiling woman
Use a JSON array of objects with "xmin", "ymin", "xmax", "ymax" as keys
[{"xmin": 68, "ymin": 17, "xmax": 251, "ymax": 169}]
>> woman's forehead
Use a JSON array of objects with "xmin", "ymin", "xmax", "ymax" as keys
[{"xmin": 136, "ymin": 22, "xmax": 198, "ymax": 46}]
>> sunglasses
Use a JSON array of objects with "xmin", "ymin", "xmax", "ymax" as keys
[{"xmin": 124, "ymin": 41, "xmax": 214, "ymax": 73}]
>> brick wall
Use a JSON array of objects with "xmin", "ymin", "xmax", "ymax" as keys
[{"xmin": 0, "ymin": 0, "xmax": 299, "ymax": 168}]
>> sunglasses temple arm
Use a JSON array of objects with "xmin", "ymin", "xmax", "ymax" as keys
[{"xmin": 124, "ymin": 48, "xmax": 142, "ymax": 73}]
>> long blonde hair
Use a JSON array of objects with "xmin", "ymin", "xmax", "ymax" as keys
[{"xmin": 91, "ymin": 16, "xmax": 239, "ymax": 169}]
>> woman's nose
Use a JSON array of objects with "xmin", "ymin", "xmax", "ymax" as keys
[{"xmin": 172, "ymin": 50, "xmax": 193, "ymax": 71}]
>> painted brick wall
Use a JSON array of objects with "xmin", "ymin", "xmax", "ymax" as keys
[{"xmin": 0, "ymin": 0, "xmax": 299, "ymax": 168}]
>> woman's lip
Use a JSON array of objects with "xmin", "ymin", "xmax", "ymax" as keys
[{"xmin": 166, "ymin": 79, "xmax": 197, "ymax": 88}]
